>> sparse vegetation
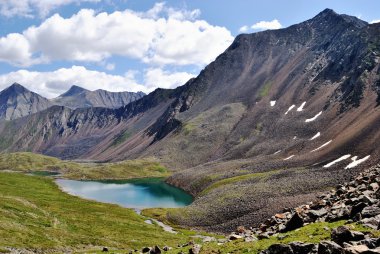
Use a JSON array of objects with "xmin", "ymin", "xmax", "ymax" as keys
[
  {"xmin": 0, "ymin": 172, "xmax": 197, "ymax": 252},
  {"xmin": 200, "ymin": 170, "xmax": 279, "ymax": 195},
  {"xmin": 200, "ymin": 221, "xmax": 379, "ymax": 253},
  {"xmin": 0, "ymin": 152, "xmax": 169, "ymax": 180},
  {"xmin": 258, "ymin": 81, "xmax": 272, "ymax": 99},
  {"xmin": 110, "ymin": 130, "xmax": 131, "ymax": 147}
]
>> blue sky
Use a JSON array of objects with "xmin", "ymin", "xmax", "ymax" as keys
[{"xmin": 0, "ymin": 0, "xmax": 379, "ymax": 98}]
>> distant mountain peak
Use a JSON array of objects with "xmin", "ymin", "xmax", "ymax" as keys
[
  {"xmin": 0, "ymin": 83, "xmax": 51, "ymax": 120},
  {"xmin": 5, "ymin": 83, "xmax": 29, "ymax": 94},
  {"xmin": 60, "ymin": 85, "xmax": 89, "ymax": 97}
]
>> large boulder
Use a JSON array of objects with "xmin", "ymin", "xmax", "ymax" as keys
[
  {"xmin": 282, "ymin": 213, "xmax": 304, "ymax": 232},
  {"xmin": 331, "ymin": 226, "xmax": 364, "ymax": 245},
  {"xmin": 262, "ymin": 244, "xmax": 294, "ymax": 254},
  {"xmin": 318, "ymin": 241, "xmax": 343, "ymax": 254},
  {"xmin": 289, "ymin": 241, "xmax": 316, "ymax": 254}
]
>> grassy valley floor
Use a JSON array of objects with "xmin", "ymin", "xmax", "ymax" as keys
[
  {"xmin": 0, "ymin": 152, "xmax": 169, "ymax": 180},
  {"xmin": 0, "ymin": 172, "xmax": 205, "ymax": 253}
]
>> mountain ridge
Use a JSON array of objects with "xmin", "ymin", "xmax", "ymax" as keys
[{"xmin": 0, "ymin": 83, "xmax": 145, "ymax": 120}]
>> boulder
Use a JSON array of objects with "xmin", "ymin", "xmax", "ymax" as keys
[
  {"xmin": 318, "ymin": 241, "xmax": 343, "ymax": 254},
  {"xmin": 344, "ymin": 244, "xmax": 369, "ymax": 253},
  {"xmin": 245, "ymin": 236, "xmax": 258, "ymax": 242},
  {"xmin": 282, "ymin": 213, "xmax": 303, "ymax": 232},
  {"xmin": 163, "ymin": 246, "xmax": 171, "ymax": 251},
  {"xmin": 289, "ymin": 241, "xmax": 316, "ymax": 254},
  {"xmin": 357, "ymin": 238, "xmax": 380, "ymax": 249},
  {"xmin": 331, "ymin": 226, "xmax": 362, "ymax": 245},
  {"xmin": 202, "ymin": 236, "xmax": 216, "ymax": 243},
  {"xmin": 142, "ymin": 247, "xmax": 151, "ymax": 253},
  {"xmin": 102, "ymin": 247, "xmax": 109, "ymax": 252},
  {"xmin": 264, "ymin": 244, "xmax": 294, "ymax": 254},
  {"xmin": 350, "ymin": 203, "xmax": 367, "ymax": 218},
  {"xmin": 362, "ymin": 206, "xmax": 380, "ymax": 218},
  {"xmin": 150, "ymin": 245, "xmax": 161, "ymax": 254},
  {"xmin": 189, "ymin": 244, "xmax": 201, "ymax": 254},
  {"xmin": 229, "ymin": 234, "xmax": 243, "ymax": 240},
  {"xmin": 308, "ymin": 208, "xmax": 328, "ymax": 219}
]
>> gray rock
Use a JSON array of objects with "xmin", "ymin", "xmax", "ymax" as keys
[
  {"xmin": 308, "ymin": 208, "xmax": 328, "ymax": 219},
  {"xmin": 362, "ymin": 206, "xmax": 380, "ymax": 218},
  {"xmin": 331, "ymin": 226, "xmax": 364, "ymax": 245},
  {"xmin": 189, "ymin": 244, "xmax": 201, "ymax": 254},
  {"xmin": 318, "ymin": 241, "xmax": 343, "ymax": 254},
  {"xmin": 264, "ymin": 244, "xmax": 294, "ymax": 254},
  {"xmin": 282, "ymin": 213, "xmax": 304, "ymax": 232},
  {"xmin": 289, "ymin": 241, "xmax": 316, "ymax": 254},
  {"xmin": 163, "ymin": 246, "xmax": 171, "ymax": 251},
  {"xmin": 245, "ymin": 236, "xmax": 258, "ymax": 242},
  {"xmin": 229, "ymin": 234, "xmax": 243, "ymax": 240}
]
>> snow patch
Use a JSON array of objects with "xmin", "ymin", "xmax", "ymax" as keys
[
  {"xmin": 284, "ymin": 155, "xmax": 295, "ymax": 160},
  {"xmin": 323, "ymin": 154, "xmax": 351, "ymax": 168},
  {"xmin": 285, "ymin": 105, "xmax": 296, "ymax": 115},
  {"xmin": 273, "ymin": 150, "xmax": 281, "ymax": 155},
  {"xmin": 310, "ymin": 132, "xmax": 321, "ymax": 140},
  {"xmin": 310, "ymin": 140, "xmax": 332, "ymax": 152},
  {"xmin": 297, "ymin": 101, "xmax": 306, "ymax": 111},
  {"xmin": 305, "ymin": 111, "xmax": 322, "ymax": 122},
  {"xmin": 293, "ymin": 136, "xmax": 297, "ymax": 140},
  {"xmin": 345, "ymin": 155, "xmax": 371, "ymax": 169},
  {"xmin": 270, "ymin": 100, "xmax": 276, "ymax": 107}
]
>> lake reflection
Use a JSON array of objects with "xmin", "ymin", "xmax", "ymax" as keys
[{"xmin": 56, "ymin": 178, "xmax": 193, "ymax": 209}]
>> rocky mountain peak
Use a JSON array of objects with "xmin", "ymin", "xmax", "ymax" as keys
[
  {"xmin": 308, "ymin": 8, "xmax": 368, "ymax": 30},
  {"xmin": 0, "ymin": 83, "xmax": 52, "ymax": 120},
  {"xmin": 2, "ymin": 83, "xmax": 29, "ymax": 95},
  {"xmin": 59, "ymin": 85, "xmax": 89, "ymax": 97}
]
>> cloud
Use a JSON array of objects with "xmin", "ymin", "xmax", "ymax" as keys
[
  {"xmin": 143, "ymin": 68, "xmax": 194, "ymax": 90},
  {"xmin": 105, "ymin": 63, "xmax": 115, "ymax": 71},
  {"xmin": 251, "ymin": 19, "xmax": 282, "ymax": 30},
  {"xmin": 0, "ymin": 3, "xmax": 233, "ymax": 67},
  {"xmin": 0, "ymin": 66, "xmax": 195, "ymax": 98},
  {"xmin": 0, "ymin": 33, "xmax": 38, "ymax": 66},
  {"xmin": 370, "ymin": 19, "xmax": 380, "ymax": 24},
  {"xmin": 238, "ymin": 25, "xmax": 249, "ymax": 33},
  {"xmin": 0, "ymin": 0, "xmax": 100, "ymax": 18}
]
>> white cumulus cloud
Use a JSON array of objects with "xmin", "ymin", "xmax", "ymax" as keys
[
  {"xmin": 370, "ymin": 19, "xmax": 380, "ymax": 24},
  {"xmin": 251, "ymin": 19, "xmax": 282, "ymax": 30},
  {"xmin": 143, "ymin": 68, "xmax": 195, "ymax": 90},
  {"xmin": 0, "ymin": 3, "xmax": 233, "ymax": 68},
  {"xmin": 238, "ymin": 25, "xmax": 249, "ymax": 33},
  {"xmin": 0, "ymin": 0, "xmax": 100, "ymax": 18},
  {"xmin": 0, "ymin": 66, "xmax": 195, "ymax": 98}
]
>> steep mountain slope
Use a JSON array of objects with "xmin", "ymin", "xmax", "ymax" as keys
[
  {"xmin": 0, "ymin": 9, "xmax": 380, "ymax": 232},
  {"xmin": 0, "ymin": 83, "xmax": 52, "ymax": 121},
  {"xmin": 51, "ymin": 85, "xmax": 145, "ymax": 109}
]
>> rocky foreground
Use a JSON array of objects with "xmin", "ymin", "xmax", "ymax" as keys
[
  {"xmin": 136, "ymin": 164, "xmax": 380, "ymax": 254},
  {"xmin": 240, "ymin": 164, "xmax": 380, "ymax": 254}
]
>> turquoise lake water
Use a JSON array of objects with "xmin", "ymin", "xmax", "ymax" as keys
[{"xmin": 56, "ymin": 178, "xmax": 193, "ymax": 209}]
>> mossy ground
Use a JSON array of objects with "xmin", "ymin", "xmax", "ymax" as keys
[
  {"xmin": 0, "ymin": 152, "xmax": 169, "ymax": 180},
  {"xmin": 0, "ymin": 172, "xmax": 203, "ymax": 253},
  {"xmin": 200, "ymin": 220, "xmax": 379, "ymax": 254}
]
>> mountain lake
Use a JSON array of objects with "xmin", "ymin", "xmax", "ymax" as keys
[{"xmin": 56, "ymin": 178, "xmax": 193, "ymax": 209}]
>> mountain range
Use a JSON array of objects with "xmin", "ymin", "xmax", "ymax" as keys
[
  {"xmin": 0, "ymin": 83, "xmax": 145, "ymax": 120},
  {"xmin": 0, "ymin": 9, "xmax": 379, "ymax": 232}
]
